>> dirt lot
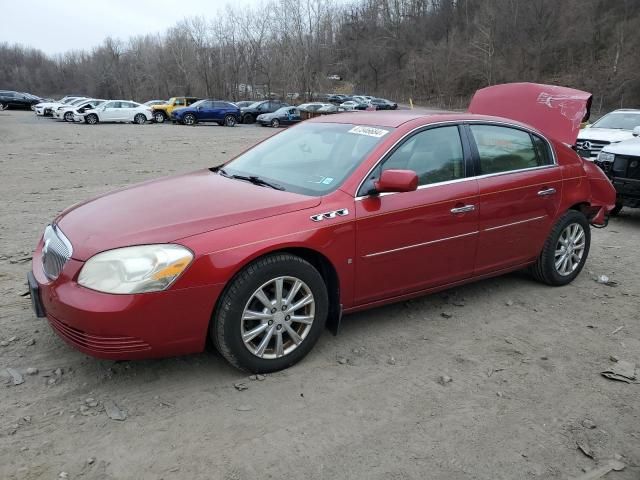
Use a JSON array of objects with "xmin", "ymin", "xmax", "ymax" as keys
[{"xmin": 0, "ymin": 109, "xmax": 639, "ymax": 480}]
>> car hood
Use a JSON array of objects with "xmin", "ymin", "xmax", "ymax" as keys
[
  {"xmin": 577, "ymin": 128, "xmax": 635, "ymax": 143},
  {"xmin": 36, "ymin": 102, "xmax": 63, "ymax": 108},
  {"xmin": 468, "ymin": 82, "xmax": 592, "ymax": 145},
  {"xmin": 56, "ymin": 169, "xmax": 320, "ymax": 261},
  {"xmin": 601, "ymin": 137, "xmax": 640, "ymax": 155}
]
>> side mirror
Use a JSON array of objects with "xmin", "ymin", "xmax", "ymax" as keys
[
  {"xmin": 374, "ymin": 169, "xmax": 418, "ymax": 194},
  {"xmin": 633, "ymin": 126, "xmax": 640, "ymax": 137}
]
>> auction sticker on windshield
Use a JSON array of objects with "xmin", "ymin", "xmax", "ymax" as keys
[{"xmin": 348, "ymin": 126, "xmax": 390, "ymax": 138}]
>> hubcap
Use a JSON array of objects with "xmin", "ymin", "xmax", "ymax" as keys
[
  {"xmin": 241, "ymin": 276, "xmax": 315, "ymax": 359},
  {"xmin": 554, "ymin": 223, "xmax": 585, "ymax": 276}
]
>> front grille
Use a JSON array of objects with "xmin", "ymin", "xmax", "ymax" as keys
[
  {"xmin": 48, "ymin": 315, "xmax": 151, "ymax": 354},
  {"xmin": 42, "ymin": 225, "xmax": 73, "ymax": 280},
  {"xmin": 576, "ymin": 139, "xmax": 611, "ymax": 159},
  {"xmin": 613, "ymin": 155, "xmax": 640, "ymax": 180}
]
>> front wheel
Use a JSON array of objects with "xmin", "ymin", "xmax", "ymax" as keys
[
  {"xmin": 0, "ymin": 103, "xmax": 7, "ymax": 111},
  {"xmin": 134, "ymin": 113, "xmax": 147, "ymax": 125},
  {"xmin": 212, "ymin": 253, "xmax": 328, "ymax": 373},
  {"xmin": 242, "ymin": 114, "xmax": 254, "ymax": 124},
  {"xmin": 86, "ymin": 114, "xmax": 98, "ymax": 125},
  {"xmin": 183, "ymin": 113, "xmax": 196, "ymax": 126},
  {"xmin": 531, "ymin": 210, "xmax": 591, "ymax": 286},
  {"xmin": 153, "ymin": 111, "xmax": 166, "ymax": 123},
  {"xmin": 270, "ymin": 118, "xmax": 280, "ymax": 128},
  {"xmin": 63, "ymin": 111, "xmax": 74, "ymax": 122},
  {"xmin": 224, "ymin": 114, "xmax": 237, "ymax": 127}
]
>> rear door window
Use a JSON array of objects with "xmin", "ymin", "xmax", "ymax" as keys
[{"xmin": 469, "ymin": 125, "xmax": 551, "ymax": 174}]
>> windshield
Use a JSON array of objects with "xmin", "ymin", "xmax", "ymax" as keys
[
  {"xmin": 592, "ymin": 112, "xmax": 640, "ymax": 130},
  {"xmin": 247, "ymin": 101, "xmax": 263, "ymax": 109},
  {"xmin": 190, "ymin": 99, "xmax": 207, "ymax": 108},
  {"xmin": 222, "ymin": 122, "xmax": 393, "ymax": 196}
]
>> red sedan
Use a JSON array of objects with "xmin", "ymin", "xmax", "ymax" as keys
[{"xmin": 29, "ymin": 83, "xmax": 616, "ymax": 372}]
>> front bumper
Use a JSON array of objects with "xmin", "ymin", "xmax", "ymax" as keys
[{"xmin": 30, "ymin": 240, "xmax": 222, "ymax": 360}]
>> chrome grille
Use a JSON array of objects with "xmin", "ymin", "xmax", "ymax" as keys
[
  {"xmin": 42, "ymin": 225, "xmax": 73, "ymax": 280},
  {"xmin": 575, "ymin": 139, "xmax": 610, "ymax": 160}
]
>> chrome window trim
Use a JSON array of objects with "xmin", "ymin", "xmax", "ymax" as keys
[
  {"xmin": 483, "ymin": 215, "xmax": 547, "ymax": 232},
  {"xmin": 354, "ymin": 119, "xmax": 558, "ymax": 201},
  {"xmin": 363, "ymin": 231, "xmax": 479, "ymax": 258}
]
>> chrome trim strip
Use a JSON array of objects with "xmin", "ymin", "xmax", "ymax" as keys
[
  {"xmin": 354, "ymin": 119, "xmax": 558, "ymax": 200},
  {"xmin": 483, "ymin": 215, "xmax": 547, "ymax": 232},
  {"xmin": 363, "ymin": 231, "xmax": 478, "ymax": 258}
]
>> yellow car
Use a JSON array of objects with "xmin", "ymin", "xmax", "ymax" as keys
[{"xmin": 152, "ymin": 97, "xmax": 200, "ymax": 123}]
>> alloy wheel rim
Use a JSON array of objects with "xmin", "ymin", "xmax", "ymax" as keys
[
  {"xmin": 226, "ymin": 116, "xmax": 235, "ymax": 126},
  {"xmin": 88, "ymin": 115, "xmax": 96, "ymax": 124},
  {"xmin": 155, "ymin": 113, "xmax": 164, "ymax": 122},
  {"xmin": 272, "ymin": 119, "xmax": 279, "ymax": 127},
  {"xmin": 136, "ymin": 115, "xmax": 145, "ymax": 124},
  {"xmin": 241, "ymin": 276, "xmax": 315, "ymax": 359},
  {"xmin": 64, "ymin": 112, "xmax": 72, "ymax": 121},
  {"xmin": 554, "ymin": 223, "xmax": 585, "ymax": 276},
  {"xmin": 185, "ymin": 115, "xmax": 194, "ymax": 125}
]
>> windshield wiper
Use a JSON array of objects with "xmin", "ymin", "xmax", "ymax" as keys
[{"xmin": 217, "ymin": 168, "xmax": 285, "ymax": 191}]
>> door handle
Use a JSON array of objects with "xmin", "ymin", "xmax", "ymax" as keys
[
  {"xmin": 450, "ymin": 204, "xmax": 475, "ymax": 214},
  {"xmin": 537, "ymin": 187, "xmax": 556, "ymax": 196}
]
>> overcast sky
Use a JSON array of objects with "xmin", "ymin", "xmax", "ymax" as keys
[{"xmin": 1, "ymin": 0, "xmax": 263, "ymax": 56}]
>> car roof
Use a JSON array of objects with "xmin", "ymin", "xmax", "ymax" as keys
[{"xmin": 307, "ymin": 110, "xmax": 540, "ymax": 131}]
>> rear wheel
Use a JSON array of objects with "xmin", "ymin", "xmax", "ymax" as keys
[
  {"xmin": 0, "ymin": 103, "xmax": 7, "ymax": 111},
  {"xmin": 212, "ymin": 253, "xmax": 328, "ymax": 373},
  {"xmin": 134, "ymin": 113, "xmax": 146, "ymax": 125},
  {"xmin": 183, "ymin": 113, "xmax": 196, "ymax": 126},
  {"xmin": 224, "ymin": 114, "xmax": 237, "ymax": 127},
  {"xmin": 86, "ymin": 114, "xmax": 98, "ymax": 125},
  {"xmin": 270, "ymin": 118, "xmax": 280, "ymax": 128},
  {"xmin": 154, "ymin": 111, "xmax": 166, "ymax": 123},
  {"xmin": 531, "ymin": 210, "xmax": 590, "ymax": 286}
]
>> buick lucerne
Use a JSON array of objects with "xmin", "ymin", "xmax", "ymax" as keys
[{"xmin": 29, "ymin": 83, "xmax": 616, "ymax": 372}]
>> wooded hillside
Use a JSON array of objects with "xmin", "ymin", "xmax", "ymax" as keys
[{"xmin": 1, "ymin": 0, "xmax": 639, "ymax": 112}]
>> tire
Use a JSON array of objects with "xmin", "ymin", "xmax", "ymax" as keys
[
  {"xmin": 243, "ymin": 113, "xmax": 254, "ymax": 124},
  {"xmin": 609, "ymin": 203, "xmax": 623, "ymax": 216},
  {"xmin": 183, "ymin": 113, "xmax": 196, "ymax": 126},
  {"xmin": 530, "ymin": 210, "xmax": 591, "ymax": 286},
  {"xmin": 154, "ymin": 111, "xmax": 166, "ymax": 123},
  {"xmin": 212, "ymin": 253, "xmax": 329, "ymax": 373},
  {"xmin": 270, "ymin": 118, "xmax": 280, "ymax": 128},
  {"xmin": 0, "ymin": 103, "xmax": 7, "ymax": 111},
  {"xmin": 134, "ymin": 113, "xmax": 146, "ymax": 125},
  {"xmin": 224, "ymin": 114, "xmax": 236, "ymax": 127},
  {"xmin": 86, "ymin": 114, "xmax": 98, "ymax": 125},
  {"xmin": 63, "ymin": 111, "xmax": 74, "ymax": 122}
]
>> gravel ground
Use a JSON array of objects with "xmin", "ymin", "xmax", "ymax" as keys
[{"xmin": 0, "ymin": 109, "xmax": 639, "ymax": 480}]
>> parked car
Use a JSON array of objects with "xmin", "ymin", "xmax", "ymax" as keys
[
  {"xmin": 151, "ymin": 97, "xmax": 200, "ymax": 123},
  {"xmin": 53, "ymin": 98, "xmax": 104, "ymax": 121},
  {"xmin": 256, "ymin": 106, "xmax": 302, "ymax": 127},
  {"xmin": 594, "ymin": 127, "xmax": 640, "ymax": 215},
  {"xmin": 234, "ymin": 101, "xmax": 255, "ymax": 109},
  {"xmin": 34, "ymin": 96, "xmax": 86, "ymax": 117},
  {"xmin": 327, "ymin": 94, "xmax": 347, "ymax": 105},
  {"xmin": 297, "ymin": 103, "xmax": 337, "ymax": 113},
  {"xmin": 240, "ymin": 100, "xmax": 289, "ymax": 124},
  {"xmin": 171, "ymin": 99, "xmax": 240, "ymax": 127},
  {"xmin": 317, "ymin": 104, "xmax": 339, "ymax": 113},
  {"xmin": 339, "ymin": 100, "xmax": 367, "ymax": 111},
  {"xmin": 371, "ymin": 98, "xmax": 398, "ymax": 110},
  {"xmin": 28, "ymin": 83, "xmax": 614, "ymax": 373},
  {"xmin": 576, "ymin": 109, "xmax": 640, "ymax": 160},
  {"xmin": 0, "ymin": 91, "xmax": 43, "ymax": 110},
  {"xmin": 75, "ymin": 100, "xmax": 153, "ymax": 125},
  {"xmin": 144, "ymin": 99, "xmax": 167, "ymax": 107}
]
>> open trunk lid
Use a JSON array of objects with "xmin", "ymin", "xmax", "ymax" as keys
[{"xmin": 468, "ymin": 83, "xmax": 592, "ymax": 145}]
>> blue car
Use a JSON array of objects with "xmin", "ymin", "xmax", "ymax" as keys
[{"xmin": 172, "ymin": 99, "xmax": 240, "ymax": 127}]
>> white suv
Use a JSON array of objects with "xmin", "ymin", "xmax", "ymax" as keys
[{"xmin": 576, "ymin": 109, "xmax": 640, "ymax": 160}]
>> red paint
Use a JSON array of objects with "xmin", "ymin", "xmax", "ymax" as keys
[
  {"xmin": 31, "ymin": 84, "xmax": 616, "ymax": 360},
  {"xmin": 374, "ymin": 169, "xmax": 418, "ymax": 193}
]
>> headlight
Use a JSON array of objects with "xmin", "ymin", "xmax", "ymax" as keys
[
  {"xmin": 78, "ymin": 244, "xmax": 193, "ymax": 294},
  {"xmin": 597, "ymin": 151, "xmax": 615, "ymax": 162}
]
